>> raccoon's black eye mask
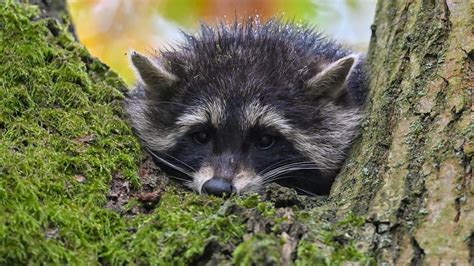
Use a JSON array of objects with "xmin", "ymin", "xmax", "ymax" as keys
[
  {"xmin": 189, "ymin": 127, "xmax": 277, "ymax": 150},
  {"xmin": 191, "ymin": 130, "xmax": 210, "ymax": 145},
  {"xmin": 254, "ymin": 134, "xmax": 276, "ymax": 150}
]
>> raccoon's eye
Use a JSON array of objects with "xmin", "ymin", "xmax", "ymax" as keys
[
  {"xmin": 192, "ymin": 131, "xmax": 210, "ymax": 145},
  {"xmin": 255, "ymin": 135, "xmax": 275, "ymax": 150}
]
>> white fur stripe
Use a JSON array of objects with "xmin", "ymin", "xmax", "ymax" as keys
[{"xmin": 176, "ymin": 98, "xmax": 226, "ymax": 127}]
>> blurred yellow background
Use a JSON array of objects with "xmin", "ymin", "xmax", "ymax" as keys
[{"xmin": 68, "ymin": 0, "xmax": 376, "ymax": 85}]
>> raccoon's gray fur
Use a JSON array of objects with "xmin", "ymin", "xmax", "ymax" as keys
[{"xmin": 126, "ymin": 19, "xmax": 368, "ymax": 196}]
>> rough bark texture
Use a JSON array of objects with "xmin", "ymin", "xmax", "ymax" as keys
[{"xmin": 331, "ymin": 0, "xmax": 473, "ymax": 264}]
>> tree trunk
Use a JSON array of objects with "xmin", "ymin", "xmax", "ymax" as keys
[{"xmin": 331, "ymin": 0, "xmax": 473, "ymax": 264}]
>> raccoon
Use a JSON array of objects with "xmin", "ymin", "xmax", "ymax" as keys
[{"xmin": 126, "ymin": 19, "xmax": 367, "ymax": 196}]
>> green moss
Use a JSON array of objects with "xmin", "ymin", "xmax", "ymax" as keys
[
  {"xmin": 99, "ymin": 187, "xmax": 247, "ymax": 265},
  {"xmin": 0, "ymin": 2, "xmax": 137, "ymax": 264},
  {"xmin": 233, "ymin": 234, "xmax": 283, "ymax": 265},
  {"xmin": 0, "ymin": 2, "xmax": 374, "ymax": 264},
  {"xmin": 296, "ymin": 212, "xmax": 374, "ymax": 265}
]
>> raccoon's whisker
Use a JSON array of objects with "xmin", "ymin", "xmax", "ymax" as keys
[
  {"xmin": 262, "ymin": 167, "xmax": 314, "ymax": 182},
  {"xmin": 262, "ymin": 162, "xmax": 321, "ymax": 179},
  {"xmin": 261, "ymin": 175, "xmax": 293, "ymax": 184},
  {"xmin": 262, "ymin": 166, "xmax": 327, "ymax": 182},
  {"xmin": 261, "ymin": 174, "xmax": 312, "ymax": 184},
  {"xmin": 263, "ymin": 160, "xmax": 338, "ymax": 177},
  {"xmin": 293, "ymin": 187, "xmax": 318, "ymax": 197},
  {"xmin": 153, "ymin": 156, "xmax": 193, "ymax": 178},
  {"xmin": 258, "ymin": 158, "xmax": 305, "ymax": 175},
  {"xmin": 261, "ymin": 161, "xmax": 315, "ymax": 176},
  {"xmin": 145, "ymin": 148, "xmax": 194, "ymax": 179},
  {"xmin": 263, "ymin": 166, "xmax": 323, "ymax": 178},
  {"xmin": 161, "ymin": 152, "xmax": 197, "ymax": 172}
]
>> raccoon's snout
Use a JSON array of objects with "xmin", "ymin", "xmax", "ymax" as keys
[{"xmin": 202, "ymin": 178, "xmax": 236, "ymax": 197}]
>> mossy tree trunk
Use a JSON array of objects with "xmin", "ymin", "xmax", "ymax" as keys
[{"xmin": 331, "ymin": 0, "xmax": 473, "ymax": 264}]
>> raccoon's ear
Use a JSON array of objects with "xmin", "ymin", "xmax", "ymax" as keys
[
  {"xmin": 129, "ymin": 50, "xmax": 177, "ymax": 99},
  {"xmin": 306, "ymin": 54, "xmax": 357, "ymax": 100}
]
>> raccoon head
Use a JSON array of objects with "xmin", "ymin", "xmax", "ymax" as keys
[{"xmin": 126, "ymin": 22, "xmax": 365, "ymax": 196}]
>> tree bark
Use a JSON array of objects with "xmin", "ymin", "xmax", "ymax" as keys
[{"xmin": 331, "ymin": 0, "xmax": 473, "ymax": 264}]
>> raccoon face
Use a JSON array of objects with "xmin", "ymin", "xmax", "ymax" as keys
[
  {"xmin": 126, "ymin": 50, "xmax": 362, "ymax": 197},
  {"xmin": 126, "ymin": 21, "xmax": 366, "ymax": 196}
]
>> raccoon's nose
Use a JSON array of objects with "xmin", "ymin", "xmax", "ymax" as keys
[{"xmin": 202, "ymin": 178, "xmax": 235, "ymax": 197}]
